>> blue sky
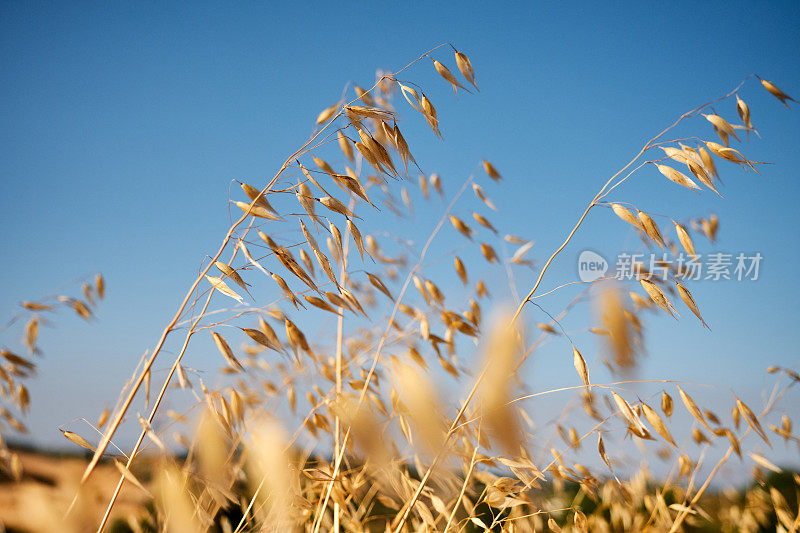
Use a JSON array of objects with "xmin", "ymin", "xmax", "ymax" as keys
[{"xmin": 1, "ymin": 0, "xmax": 798, "ymax": 477}]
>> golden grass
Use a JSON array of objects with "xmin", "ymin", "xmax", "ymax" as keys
[{"xmin": 1, "ymin": 43, "xmax": 799, "ymax": 532}]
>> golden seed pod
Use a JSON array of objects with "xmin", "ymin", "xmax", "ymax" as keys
[
  {"xmin": 472, "ymin": 212, "xmax": 497, "ymax": 233},
  {"xmin": 759, "ymin": 77, "xmax": 796, "ymax": 108},
  {"xmin": 479, "ymin": 243, "xmax": 498, "ymax": 263},
  {"xmin": 367, "ymin": 272, "xmax": 393, "ymax": 301},
  {"xmin": 206, "ymin": 275, "xmax": 244, "ymax": 303},
  {"xmin": 674, "ymin": 223, "xmax": 696, "ymax": 258},
  {"xmin": 214, "ymin": 261, "xmax": 248, "ymax": 292},
  {"xmin": 315, "ymin": 103, "xmax": 339, "ymax": 124},
  {"xmin": 338, "ymin": 131, "xmax": 354, "ymax": 161},
  {"xmin": 637, "ymin": 211, "xmax": 665, "ymax": 248},
  {"xmin": 449, "ymin": 215, "xmax": 474, "ymax": 239},
  {"xmin": 611, "ymin": 203, "xmax": 642, "ymax": 229},
  {"xmin": 572, "ymin": 347, "xmax": 589, "ymax": 388},
  {"xmin": 736, "ymin": 396, "xmax": 770, "ymax": 445},
  {"xmin": 655, "ymin": 164, "xmax": 700, "ymax": 192},
  {"xmin": 482, "ymin": 159, "xmax": 501, "ymax": 181},
  {"xmin": 432, "ymin": 58, "xmax": 465, "ymax": 94},
  {"xmin": 429, "ymin": 173, "xmax": 443, "ymax": 196},
  {"xmin": 319, "ymin": 196, "xmax": 354, "ymax": 218},
  {"xmin": 641, "ymin": 401, "xmax": 676, "ymax": 447},
  {"xmin": 675, "ymin": 281, "xmax": 709, "ymax": 329},
  {"xmin": 639, "ymin": 279, "xmax": 675, "ymax": 317},
  {"xmin": 454, "ymin": 256, "xmax": 468, "ymax": 285},
  {"xmin": 702, "ymin": 113, "xmax": 740, "ymax": 143},
  {"xmin": 454, "ymin": 50, "xmax": 478, "ymax": 91},
  {"xmin": 61, "ymin": 429, "xmax": 94, "ymax": 451},
  {"xmin": 472, "ymin": 183, "xmax": 497, "ymax": 210},
  {"xmin": 736, "ymin": 94, "xmax": 752, "ymax": 130},
  {"xmin": 211, "ymin": 331, "xmax": 243, "ymax": 371},
  {"xmin": 661, "ymin": 392, "xmax": 673, "ymax": 418},
  {"xmin": 697, "ymin": 154, "xmax": 718, "ymax": 194}
]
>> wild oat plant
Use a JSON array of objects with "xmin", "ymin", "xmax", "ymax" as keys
[{"xmin": 2, "ymin": 44, "xmax": 799, "ymax": 532}]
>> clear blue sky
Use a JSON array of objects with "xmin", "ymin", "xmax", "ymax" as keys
[{"xmin": 1, "ymin": 1, "xmax": 798, "ymax": 478}]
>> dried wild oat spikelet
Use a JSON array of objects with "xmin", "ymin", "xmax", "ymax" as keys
[
  {"xmin": 454, "ymin": 50, "xmax": 478, "ymax": 90},
  {"xmin": 347, "ymin": 220, "xmax": 366, "ymax": 261},
  {"xmin": 637, "ymin": 211, "xmax": 665, "ymax": 248},
  {"xmin": 481, "ymin": 312, "xmax": 523, "ymax": 453},
  {"xmin": 759, "ymin": 77, "xmax": 796, "ymax": 108},
  {"xmin": 750, "ymin": 453, "xmax": 781, "ymax": 473},
  {"xmin": 698, "ymin": 146, "xmax": 719, "ymax": 180},
  {"xmin": 538, "ymin": 323, "xmax": 557, "ymax": 334},
  {"xmin": 212, "ymin": 331, "xmax": 244, "ymax": 371},
  {"xmin": 345, "ymin": 104, "xmax": 395, "ymax": 121},
  {"xmin": 675, "ymin": 223, "xmax": 697, "ymax": 258},
  {"xmin": 572, "ymin": 347, "xmax": 590, "ymax": 388},
  {"xmin": 473, "ymin": 212, "xmax": 498, "ymax": 233},
  {"xmin": 482, "ymin": 159, "xmax": 501, "ymax": 181},
  {"xmin": 655, "ymin": 164, "xmax": 700, "ymax": 192},
  {"xmin": 24, "ymin": 316, "xmax": 38, "ymax": 353},
  {"xmin": 629, "ymin": 291, "xmax": 651, "ymax": 309},
  {"xmin": 95, "ymin": 273, "xmax": 105, "ymax": 299},
  {"xmin": 393, "ymin": 361, "xmax": 445, "ymax": 451},
  {"xmin": 675, "ymin": 281, "xmax": 709, "ymax": 329},
  {"xmin": 432, "ymin": 58, "xmax": 465, "ymax": 94},
  {"xmin": 639, "ymin": 279, "xmax": 676, "ymax": 317},
  {"xmin": 736, "ymin": 94, "xmax": 753, "ymax": 131},
  {"xmin": 206, "ymin": 275, "xmax": 244, "ymax": 304},
  {"xmin": 21, "ymin": 301, "xmax": 51, "ymax": 310},
  {"xmin": 449, "ymin": 215, "xmax": 474, "ymax": 239},
  {"xmin": 303, "ymin": 295, "xmax": 340, "ymax": 315},
  {"xmin": 611, "ymin": 203, "xmax": 642, "ymax": 229},
  {"xmin": 299, "ymin": 248, "xmax": 314, "ymax": 277},
  {"xmin": 693, "ymin": 426, "xmax": 710, "ymax": 444},
  {"xmin": 316, "ymin": 103, "xmax": 339, "ymax": 124},
  {"xmin": 612, "ymin": 392, "xmax": 648, "ymax": 438},
  {"xmin": 454, "ymin": 256, "xmax": 468, "ymax": 285},
  {"xmin": 472, "ymin": 182, "xmax": 497, "ymax": 211},
  {"xmin": 686, "ymin": 159, "xmax": 722, "ymax": 197},
  {"xmin": 736, "ymin": 396, "xmax": 770, "ymax": 445},
  {"xmin": 420, "ymin": 93, "xmax": 441, "ymax": 138},
  {"xmin": 677, "ymin": 386, "xmax": 712, "ymax": 432},
  {"xmin": 234, "ymin": 200, "xmax": 282, "ymax": 221},
  {"xmin": 641, "ymin": 401, "xmax": 676, "ymax": 447},
  {"xmin": 662, "ymin": 391, "xmax": 674, "ymax": 418},
  {"xmin": 702, "ymin": 114, "xmax": 740, "ymax": 143},
  {"xmin": 704, "ymin": 141, "xmax": 758, "ymax": 171},
  {"xmin": 476, "ymin": 279, "xmax": 489, "ymax": 297},
  {"xmin": 599, "ymin": 288, "xmax": 636, "ymax": 368},
  {"xmin": 97, "ymin": 407, "xmax": 110, "ymax": 429},
  {"xmin": 430, "ymin": 173, "xmax": 443, "ymax": 196},
  {"xmin": 61, "ymin": 429, "xmax": 94, "ymax": 451},
  {"xmin": 511, "ymin": 241, "xmax": 534, "ymax": 264},
  {"xmin": 338, "ymin": 131, "xmax": 353, "ymax": 161},
  {"xmin": 319, "ymin": 196, "xmax": 355, "ymax": 218},
  {"xmin": 397, "ymin": 82, "xmax": 423, "ymax": 113},
  {"xmin": 214, "ymin": 261, "xmax": 249, "ymax": 293},
  {"xmin": 240, "ymin": 181, "xmax": 277, "ymax": 212},
  {"xmin": 480, "ymin": 243, "xmax": 498, "ymax": 263},
  {"xmin": 367, "ymin": 272, "xmax": 393, "ymax": 301}
]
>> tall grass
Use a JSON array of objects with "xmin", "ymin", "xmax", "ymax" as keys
[{"xmin": 1, "ymin": 44, "xmax": 798, "ymax": 532}]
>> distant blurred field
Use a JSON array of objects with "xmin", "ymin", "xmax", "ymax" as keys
[
  {"xmin": 1, "ymin": 445, "xmax": 798, "ymax": 532},
  {"xmin": 0, "ymin": 446, "xmax": 150, "ymax": 532}
]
